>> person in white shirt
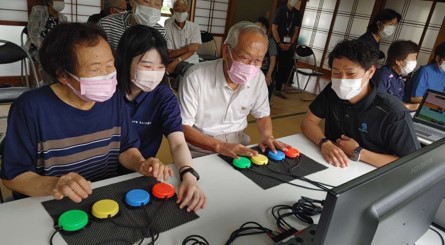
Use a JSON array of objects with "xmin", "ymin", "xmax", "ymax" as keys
[
  {"xmin": 165, "ymin": 0, "xmax": 201, "ymax": 79},
  {"xmin": 178, "ymin": 21, "xmax": 288, "ymax": 158}
]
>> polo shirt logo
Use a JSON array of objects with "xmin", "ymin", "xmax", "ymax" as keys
[{"xmin": 359, "ymin": 122, "xmax": 368, "ymax": 133}]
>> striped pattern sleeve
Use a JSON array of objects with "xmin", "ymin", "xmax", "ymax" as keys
[{"xmin": 98, "ymin": 11, "xmax": 167, "ymax": 50}]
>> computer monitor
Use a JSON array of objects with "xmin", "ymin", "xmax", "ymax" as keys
[{"xmin": 314, "ymin": 137, "xmax": 445, "ymax": 245}]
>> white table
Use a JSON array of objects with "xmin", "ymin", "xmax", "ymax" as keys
[{"xmin": 0, "ymin": 134, "xmax": 443, "ymax": 244}]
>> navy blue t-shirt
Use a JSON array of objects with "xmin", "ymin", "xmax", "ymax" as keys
[
  {"xmin": 373, "ymin": 65, "xmax": 405, "ymax": 101},
  {"xmin": 123, "ymin": 84, "xmax": 182, "ymax": 159},
  {"xmin": 0, "ymin": 85, "xmax": 140, "ymax": 182}
]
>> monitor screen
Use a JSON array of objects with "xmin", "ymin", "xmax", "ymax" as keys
[
  {"xmin": 413, "ymin": 89, "xmax": 445, "ymax": 131},
  {"xmin": 314, "ymin": 137, "xmax": 445, "ymax": 245}
]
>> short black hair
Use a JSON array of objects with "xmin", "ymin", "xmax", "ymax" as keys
[
  {"xmin": 386, "ymin": 40, "xmax": 419, "ymax": 66},
  {"xmin": 434, "ymin": 42, "xmax": 445, "ymax": 60},
  {"xmin": 255, "ymin": 16, "xmax": 270, "ymax": 30},
  {"xmin": 39, "ymin": 22, "xmax": 108, "ymax": 83},
  {"xmin": 116, "ymin": 25, "xmax": 169, "ymax": 95},
  {"xmin": 368, "ymin": 8, "xmax": 402, "ymax": 34},
  {"xmin": 328, "ymin": 39, "xmax": 378, "ymax": 71}
]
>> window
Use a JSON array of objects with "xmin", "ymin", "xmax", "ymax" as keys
[
  {"xmin": 194, "ymin": 0, "xmax": 229, "ymax": 35},
  {"xmin": 61, "ymin": 0, "xmax": 101, "ymax": 23},
  {"xmin": 0, "ymin": 1, "xmax": 28, "ymax": 24}
]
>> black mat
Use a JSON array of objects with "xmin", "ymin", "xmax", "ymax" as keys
[
  {"xmin": 42, "ymin": 176, "xmax": 199, "ymax": 245},
  {"xmin": 219, "ymin": 146, "xmax": 327, "ymax": 189}
]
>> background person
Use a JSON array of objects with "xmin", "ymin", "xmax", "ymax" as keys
[
  {"xmin": 372, "ymin": 40, "xmax": 420, "ymax": 111},
  {"xmin": 165, "ymin": 0, "xmax": 201, "ymax": 86},
  {"xmin": 87, "ymin": 0, "xmax": 127, "ymax": 24},
  {"xmin": 116, "ymin": 25, "xmax": 206, "ymax": 212},
  {"xmin": 405, "ymin": 42, "xmax": 445, "ymax": 103},
  {"xmin": 98, "ymin": 0, "xmax": 166, "ymax": 50},
  {"xmin": 358, "ymin": 8, "xmax": 401, "ymax": 60},
  {"xmin": 255, "ymin": 16, "xmax": 277, "ymax": 103},
  {"xmin": 25, "ymin": 0, "xmax": 68, "ymax": 83},
  {"xmin": 271, "ymin": 0, "xmax": 302, "ymax": 99}
]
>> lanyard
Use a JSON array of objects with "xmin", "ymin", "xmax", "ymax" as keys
[{"xmin": 286, "ymin": 10, "xmax": 294, "ymax": 34}]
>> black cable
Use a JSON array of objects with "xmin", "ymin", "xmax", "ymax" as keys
[
  {"xmin": 430, "ymin": 227, "xmax": 445, "ymax": 245},
  {"xmin": 271, "ymin": 205, "xmax": 297, "ymax": 231},
  {"xmin": 224, "ymin": 221, "xmax": 272, "ymax": 245},
  {"xmin": 245, "ymin": 168, "xmax": 326, "ymax": 191},
  {"xmin": 291, "ymin": 196, "xmax": 324, "ymax": 224},
  {"xmin": 182, "ymin": 234, "xmax": 210, "ymax": 245},
  {"xmin": 49, "ymin": 229, "xmax": 59, "ymax": 245},
  {"xmin": 264, "ymin": 165, "xmax": 333, "ymax": 191}
]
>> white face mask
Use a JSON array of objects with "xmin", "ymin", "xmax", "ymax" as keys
[
  {"xmin": 52, "ymin": 1, "xmax": 65, "ymax": 12},
  {"xmin": 331, "ymin": 77, "xmax": 368, "ymax": 100},
  {"xmin": 380, "ymin": 25, "xmax": 396, "ymax": 38},
  {"xmin": 400, "ymin": 60, "xmax": 417, "ymax": 76},
  {"xmin": 174, "ymin": 12, "xmax": 188, "ymax": 23},
  {"xmin": 133, "ymin": 4, "xmax": 161, "ymax": 27},
  {"xmin": 131, "ymin": 69, "xmax": 165, "ymax": 92}
]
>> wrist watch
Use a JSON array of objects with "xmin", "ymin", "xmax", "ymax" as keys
[
  {"xmin": 318, "ymin": 137, "xmax": 329, "ymax": 148},
  {"xmin": 179, "ymin": 166, "xmax": 200, "ymax": 181},
  {"xmin": 351, "ymin": 146, "xmax": 363, "ymax": 161}
]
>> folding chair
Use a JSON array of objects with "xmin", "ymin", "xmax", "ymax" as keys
[
  {"xmin": 20, "ymin": 27, "xmax": 30, "ymax": 86},
  {"xmin": 285, "ymin": 45, "xmax": 324, "ymax": 101},
  {"xmin": 0, "ymin": 39, "xmax": 40, "ymax": 89},
  {"xmin": 197, "ymin": 30, "xmax": 219, "ymax": 61}
]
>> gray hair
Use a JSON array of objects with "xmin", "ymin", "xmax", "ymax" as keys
[
  {"xmin": 224, "ymin": 21, "xmax": 267, "ymax": 48},
  {"xmin": 173, "ymin": 0, "xmax": 188, "ymax": 8}
]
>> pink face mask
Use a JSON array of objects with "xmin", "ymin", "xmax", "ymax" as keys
[
  {"xmin": 66, "ymin": 71, "xmax": 117, "ymax": 102},
  {"xmin": 131, "ymin": 69, "xmax": 165, "ymax": 92},
  {"xmin": 227, "ymin": 49, "xmax": 259, "ymax": 85}
]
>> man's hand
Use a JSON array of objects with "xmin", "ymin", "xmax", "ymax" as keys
[
  {"xmin": 215, "ymin": 142, "xmax": 258, "ymax": 159},
  {"xmin": 138, "ymin": 158, "xmax": 174, "ymax": 181},
  {"xmin": 167, "ymin": 62, "xmax": 178, "ymax": 75},
  {"xmin": 279, "ymin": 43, "xmax": 291, "ymax": 51},
  {"xmin": 320, "ymin": 140, "xmax": 349, "ymax": 168},
  {"xmin": 52, "ymin": 172, "xmax": 92, "ymax": 203},
  {"xmin": 259, "ymin": 135, "xmax": 289, "ymax": 154},
  {"xmin": 336, "ymin": 135, "xmax": 359, "ymax": 157},
  {"xmin": 177, "ymin": 174, "xmax": 207, "ymax": 212}
]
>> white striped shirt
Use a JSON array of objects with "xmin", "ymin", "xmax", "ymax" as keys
[{"xmin": 98, "ymin": 11, "xmax": 167, "ymax": 50}]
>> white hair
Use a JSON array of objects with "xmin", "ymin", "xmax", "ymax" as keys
[
  {"xmin": 172, "ymin": 0, "xmax": 188, "ymax": 8},
  {"xmin": 224, "ymin": 21, "xmax": 267, "ymax": 48}
]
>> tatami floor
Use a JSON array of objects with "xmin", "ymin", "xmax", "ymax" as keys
[{"xmin": 0, "ymin": 88, "xmax": 318, "ymax": 201}]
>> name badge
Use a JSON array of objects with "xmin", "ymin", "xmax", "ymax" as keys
[{"xmin": 283, "ymin": 36, "xmax": 291, "ymax": 43}]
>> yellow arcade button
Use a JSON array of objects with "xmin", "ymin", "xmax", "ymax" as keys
[
  {"xmin": 91, "ymin": 199, "xmax": 119, "ymax": 219},
  {"xmin": 251, "ymin": 154, "xmax": 269, "ymax": 165}
]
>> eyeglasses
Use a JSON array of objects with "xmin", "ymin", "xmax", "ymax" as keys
[{"xmin": 229, "ymin": 46, "xmax": 263, "ymax": 68}]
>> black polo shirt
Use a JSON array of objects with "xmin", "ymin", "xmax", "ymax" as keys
[
  {"xmin": 309, "ymin": 82, "xmax": 420, "ymax": 157},
  {"xmin": 273, "ymin": 5, "xmax": 302, "ymax": 43}
]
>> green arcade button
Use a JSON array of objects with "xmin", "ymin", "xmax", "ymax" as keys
[
  {"xmin": 58, "ymin": 209, "xmax": 88, "ymax": 232},
  {"xmin": 232, "ymin": 157, "xmax": 251, "ymax": 169}
]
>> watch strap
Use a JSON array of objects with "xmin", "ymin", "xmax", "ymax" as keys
[
  {"xmin": 179, "ymin": 166, "xmax": 199, "ymax": 181},
  {"xmin": 318, "ymin": 137, "xmax": 329, "ymax": 148}
]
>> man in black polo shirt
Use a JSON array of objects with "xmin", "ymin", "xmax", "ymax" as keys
[
  {"xmin": 301, "ymin": 39, "xmax": 420, "ymax": 168},
  {"xmin": 272, "ymin": 0, "xmax": 302, "ymax": 99}
]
